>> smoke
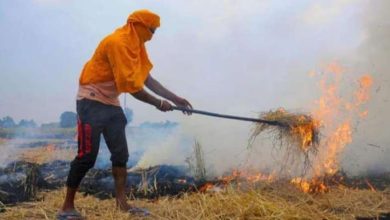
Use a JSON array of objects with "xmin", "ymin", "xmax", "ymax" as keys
[
  {"xmin": 135, "ymin": 0, "xmax": 390, "ymax": 177},
  {"xmin": 92, "ymin": 124, "xmax": 192, "ymax": 169},
  {"xmin": 181, "ymin": 118, "xmax": 251, "ymax": 176},
  {"xmin": 340, "ymin": 0, "xmax": 390, "ymax": 175},
  {"xmin": 1, "ymin": 0, "xmax": 388, "ymax": 177},
  {"xmin": 0, "ymin": 140, "xmax": 22, "ymax": 167},
  {"xmin": 133, "ymin": 130, "xmax": 190, "ymax": 169}
]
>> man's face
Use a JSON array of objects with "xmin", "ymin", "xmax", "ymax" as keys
[{"xmin": 134, "ymin": 23, "xmax": 156, "ymax": 42}]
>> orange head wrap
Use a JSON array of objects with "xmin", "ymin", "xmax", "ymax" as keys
[
  {"xmin": 79, "ymin": 9, "xmax": 161, "ymax": 93},
  {"xmin": 127, "ymin": 9, "xmax": 160, "ymax": 29},
  {"xmin": 127, "ymin": 9, "xmax": 160, "ymax": 42}
]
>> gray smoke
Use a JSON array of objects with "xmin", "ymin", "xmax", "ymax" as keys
[
  {"xmin": 140, "ymin": 0, "xmax": 390, "ymax": 177},
  {"xmin": 340, "ymin": 0, "xmax": 390, "ymax": 175},
  {"xmin": 1, "ymin": 0, "xmax": 389, "ymax": 177}
]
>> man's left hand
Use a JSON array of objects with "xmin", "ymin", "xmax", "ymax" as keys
[{"xmin": 173, "ymin": 97, "xmax": 193, "ymax": 115}]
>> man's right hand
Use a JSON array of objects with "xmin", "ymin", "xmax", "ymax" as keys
[{"xmin": 156, "ymin": 100, "xmax": 173, "ymax": 112}]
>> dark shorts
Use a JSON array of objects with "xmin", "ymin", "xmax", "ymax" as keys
[{"xmin": 66, "ymin": 98, "xmax": 128, "ymax": 188}]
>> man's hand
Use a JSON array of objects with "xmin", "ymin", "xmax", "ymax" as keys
[
  {"xmin": 131, "ymin": 89, "xmax": 172, "ymax": 112},
  {"xmin": 156, "ymin": 100, "xmax": 173, "ymax": 112},
  {"xmin": 145, "ymin": 75, "xmax": 193, "ymax": 114},
  {"xmin": 173, "ymin": 97, "xmax": 193, "ymax": 115}
]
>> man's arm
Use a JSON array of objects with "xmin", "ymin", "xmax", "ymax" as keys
[
  {"xmin": 145, "ymin": 75, "xmax": 178, "ymax": 101},
  {"xmin": 130, "ymin": 89, "xmax": 172, "ymax": 112},
  {"xmin": 145, "ymin": 75, "xmax": 193, "ymax": 113}
]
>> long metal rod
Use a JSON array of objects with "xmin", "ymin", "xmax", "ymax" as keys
[{"xmin": 172, "ymin": 106, "xmax": 286, "ymax": 127}]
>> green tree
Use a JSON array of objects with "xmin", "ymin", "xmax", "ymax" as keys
[
  {"xmin": 60, "ymin": 111, "xmax": 77, "ymax": 128},
  {"xmin": 0, "ymin": 116, "xmax": 16, "ymax": 128},
  {"xmin": 18, "ymin": 119, "xmax": 37, "ymax": 128}
]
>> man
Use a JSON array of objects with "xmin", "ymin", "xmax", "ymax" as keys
[{"xmin": 58, "ymin": 9, "xmax": 192, "ymax": 219}]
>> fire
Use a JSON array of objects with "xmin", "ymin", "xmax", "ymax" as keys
[
  {"xmin": 359, "ymin": 110, "xmax": 368, "ymax": 118},
  {"xmin": 199, "ymin": 183, "xmax": 215, "ymax": 193},
  {"xmin": 325, "ymin": 62, "xmax": 344, "ymax": 75},
  {"xmin": 219, "ymin": 169, "xmax": 241, "ymax": 183},
  {"xmin": 244, "ymin": 172, "xmax": 275, "ymax": 183},
  {"xmin": 194, "ymin": 170, "xmax": 278, "ymax": 194},
  {"xmin": 218, "ymin": 170, "xmax": 275, "ymax": 185},
  {"xmin": 321, "ymin": 122, "xmax": 352, "ymax": 175},
  {"xmin": 45, "ymin": 144, "xmax": 56, "ymax": 152},
  {"xmin": 356, "ymin": 75, "xmax": 373, "ymax": 105},
  {"xmin": 290, "ymin": 63, "xmax": 373, "ymax": 193},
  {"xmin": 290, "ymin": 117, "xmax": 320, "ymax": 152},
  {"xmin": 291, "ymin": 177, "xmax": 328, "ymax": 193},
  {"xmin": 199, "ymin": 63, "xmax": 373, "ymax": 194},
  {"xmin": 312, "ymin": 66, "xmax": 373, "ymax": 176},
  {"xmin": 256, "ymin": 107, "xmax": 320, "ymax": 151}
]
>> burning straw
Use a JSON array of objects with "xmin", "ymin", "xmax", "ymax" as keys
[{"xmin": 248, "ymin": 108, "xmax": 320, "ymax": 172}]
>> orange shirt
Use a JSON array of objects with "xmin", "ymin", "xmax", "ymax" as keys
[
  {"xmin": 79, "ymin": 25, "xmax": 153, "ymax": 94},
  {"xmin": 78, "ymin": 10, "xmax": 160, "ymax": 105}
]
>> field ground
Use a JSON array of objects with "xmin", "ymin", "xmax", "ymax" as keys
[
  {"xmin": 1, "ymin": 183, "xmax": 389, "ymax": 220},
  {"xmin": 1, "ymin": 140, "xmax": 389, "ymax": 219}
]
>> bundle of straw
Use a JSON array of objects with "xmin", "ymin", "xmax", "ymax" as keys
[{"xmin": 248, "ymin": 108, "xmax": 320, "ymax": 170}]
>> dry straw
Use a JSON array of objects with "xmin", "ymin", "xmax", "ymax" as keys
[
  {"xmin": 248, "ymin": 108, "xmax": 320, "ymax": 174},
  {"xmin": 2, "ymin": 184, "xmax": 389, "ymax": 220}
]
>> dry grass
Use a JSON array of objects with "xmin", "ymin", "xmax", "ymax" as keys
[
  {"xmin": 1, "ymin": 140, "xmax": 388, "ymax": 219},
  {"xmin": 2, "ymin": 183, "xmax": 389, "ymax": 220},
  {"xmin": 0, "ymin": 140, "xmax": 75, "ymax": 165},
  {"xmin": 0, "ymin": 138, "xmax": 8, "ymax": 145},
  {"xmin": 248, "ymin": 109, "xmax": 320, "ymax": 175},
  {"xmin": 19, "ymin": 145, "xmax": 75, "ymax": 164},
  {"xmin": 250, "ymin": 108, "xmax": 319, "ymax": 151}
]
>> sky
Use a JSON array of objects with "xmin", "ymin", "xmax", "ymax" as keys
[
  {"xmin": 0, "ymin": 0, "xmax": 389, "ymax": 174},
  {"xmin": 0, "ymin": 0, "xmax": 368, "ymax": 125}
]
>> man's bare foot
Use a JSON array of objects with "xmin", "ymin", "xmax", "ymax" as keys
[
  {"xmin": 61, "ymin": 204, "xmax": 77, "ymax": 214},
  {"xmin": 116, "ymin": 198, "xmax": 132, "ymax": 211},
  {"xmin": 56, "ymin": 209, "xmax": 83, "ymax": 220},
  {"xmin": 116, "ymin": 199, "xmax": 150, "ymax": 216}
]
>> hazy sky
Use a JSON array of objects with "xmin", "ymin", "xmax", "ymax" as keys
[
  {"xmin": 0, "ymin": 0, "xmax": 385, "ymax": 125},
  {"xmin": 1, "ymin": 0, "xmax": 389, "ymax": 174}
]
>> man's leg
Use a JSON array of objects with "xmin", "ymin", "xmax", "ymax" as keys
[
  {"xmin": 62, "ymin": 156, "xmax": 98, "ymax": 212},
  {"xmin": 61, "ymin": 187, "xmax": 78, "ymax": 211},
  {"xmin": 103, "ymin": 108, "xmax": 130, "ymax": 210},
  {"xmin": 61, "ymin": 103, "xmax": 102, "ymax": 212},
  {"xmin": 112, "ymin": 166, "xmax": 131, "ymax": 210}
]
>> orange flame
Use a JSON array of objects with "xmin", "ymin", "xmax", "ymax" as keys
[
  {"xmin": 46, "ymin": 144, "xmax": 56, "ymax": 152},
  {"xmin": 199, "ymin": 183, "xmax": 215, "ymax": 193},
  {"xmin": 204, "ymin": 63, "xmax": 374, "ymax": 194},
  {"xmin": 291, "ymin": 177, "xmax": 328, "ymax": 193},
  {"xmin": 291, "ymin": 63, "xmax": 373, "ymax": 193},
  {"xmin": 356, "ymin": 75, "xmax": 373, "ymax": 105},
  {"xmin": 218, "ymin": 170, "xmax": 275, "ymax": 186},
  {"xmin": 290, "ymin": 118, "xmax": 319, "ymax": 152}
]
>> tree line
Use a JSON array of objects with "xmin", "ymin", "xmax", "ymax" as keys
[{"xmin": 0, "ymin": 108, "xmax": 134, "ymax": 129}]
